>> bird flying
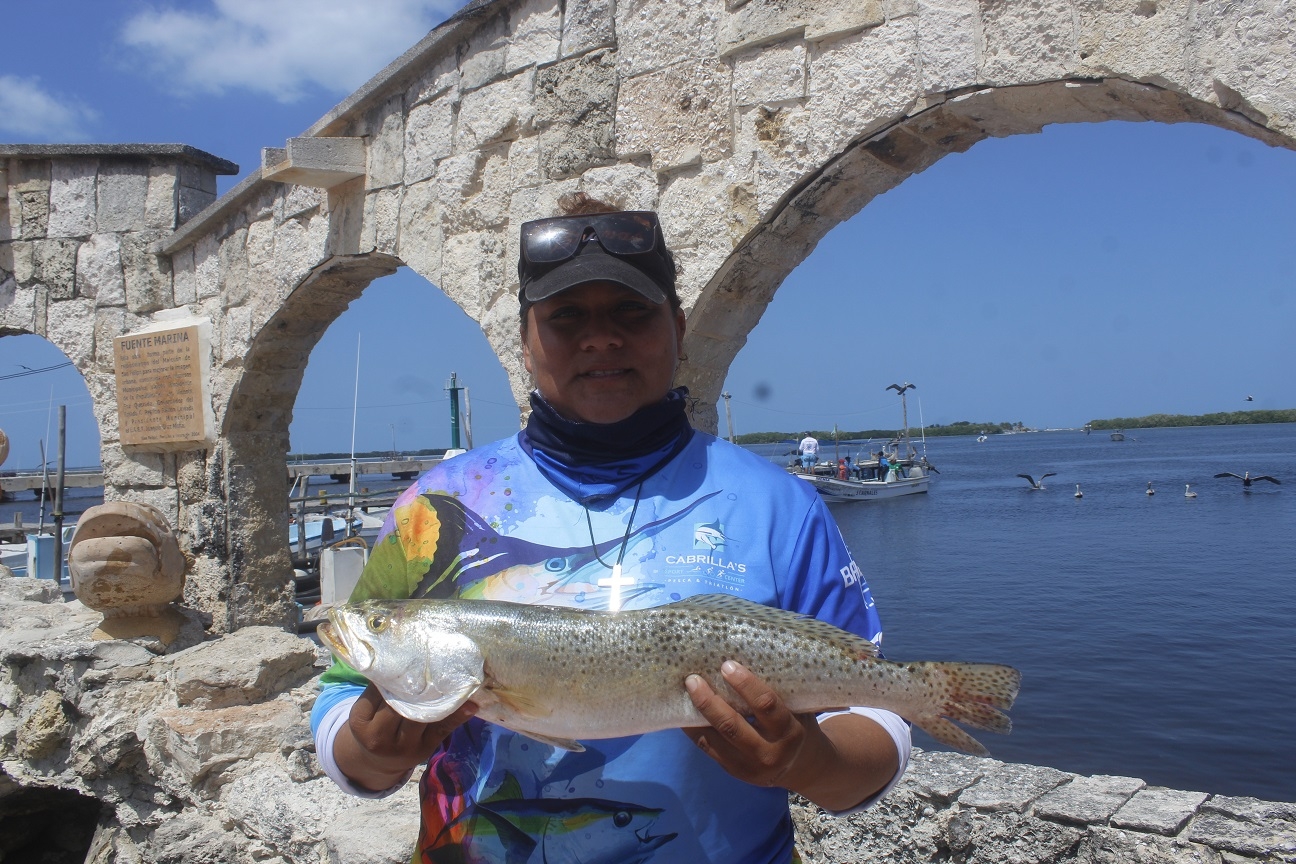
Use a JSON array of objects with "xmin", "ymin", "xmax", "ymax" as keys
[
  {"xmin": 1245, "ymin": 395, "xmax": 1254, "ymax": 401},
  {"xmin": 1214, "ymin": 472, "xmax": 1280, "ymax": 488},
  {"xmin": 1018, "ymin": 473, "xmax": 1055, "ymax": 490}
]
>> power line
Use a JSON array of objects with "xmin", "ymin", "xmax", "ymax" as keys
[{"xmin": 0, "ymin": 361, "xmax": 74, "ymax": 381}]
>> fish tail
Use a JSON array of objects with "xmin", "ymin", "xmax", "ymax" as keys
[{"xmin": 911, "ymin": 661, "xmax": 1021, "ymax": 757}]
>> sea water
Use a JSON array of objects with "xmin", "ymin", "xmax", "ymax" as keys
[{"xmin": 753, "ymin": 423, "xmax": 1296, "ymax": 802}]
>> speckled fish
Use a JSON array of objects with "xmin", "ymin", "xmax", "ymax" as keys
[{"xmin": 318, "ymin": 594, "xmax": 1021, "ymax": 756}]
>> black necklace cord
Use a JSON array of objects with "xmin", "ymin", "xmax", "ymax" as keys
[{"xmin": 585, "ymin": 481, "xmax": 646, "ymax": 570}]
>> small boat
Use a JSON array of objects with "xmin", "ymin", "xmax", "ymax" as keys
[
  {"xmin": 0, "ymin": 525, "xmax": 77, "ymax": 581},
  {"xmin": 793, "ymin": 382, "xmax": 934, "ymax": 503},
  {"xmin": 799, "ymin": 468, "xmax": 932, "ymax": 502},
  {"xmin": 976, "ymin": 433, "xmax": 988, "ymax": 443},
  {"xmin": 1110, "ymin": 431, "xmax": 1126, "ymax": 442},
  {"xmin": 288, "ymin": 515, "xmax": 355, "ymax": 558}
]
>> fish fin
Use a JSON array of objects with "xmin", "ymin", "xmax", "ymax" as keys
[
  {"xmin": 672, "ymin": 594, "xmax": 880, "ymax": 657},
  {"xmin": 489, "ymin": 683, "xmax": 555, "ymax": 720},
  {"xmin": 912, "ymin": 661, "xmax": 1022, "ymax": 755},
  {"xmin": 459, "ymin": 805, "xmax": 537, "ymax": 864},
  {"xmin": 513, "ymin": 730, "xmax": 586, "ymax": 752},
  {"xmin": 912, "ymin": 715, "xmax": 992, "ymax": 757},
  {"xmin": 938, "ymin": 662, "xmax": 1022, "ymax": 712},
  {"xmin": 942, "ymin": 700, "xmax": 1013, "ymax": 735}
]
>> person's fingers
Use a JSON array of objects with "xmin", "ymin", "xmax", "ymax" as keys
[{"xmin": 716, "ymin": 661, "xmax": 799, "ymax": 738}]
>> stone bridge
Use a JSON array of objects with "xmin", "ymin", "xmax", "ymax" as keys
[{"xmin": 2, "ymin": 0, "xmax": 1293, "ymax": 627}]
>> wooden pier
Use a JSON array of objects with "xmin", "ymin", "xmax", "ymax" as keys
[{"xmin": 0, "ymin": 457, "xmax": 444, "ymax": 501}]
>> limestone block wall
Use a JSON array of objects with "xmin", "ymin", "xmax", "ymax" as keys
[{"xmin": 4, "ymin": 0, "xmax": 1296, "ymax": 628}]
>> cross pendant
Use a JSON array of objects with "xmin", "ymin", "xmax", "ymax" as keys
[{"xmin": 597, "ymin": 563, "xmax": 637, "ymax": 613}]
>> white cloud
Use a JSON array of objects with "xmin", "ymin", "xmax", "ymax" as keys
[
  {"xmin": 0, "ymin": 75, "xmax": 99, "ymax": 141},
  {"xmin": 120, "ymin": 0, "xmax": 464, "ymax": 103}
]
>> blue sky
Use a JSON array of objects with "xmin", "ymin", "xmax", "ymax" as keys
[{"xmin": 2, "ymin": 1, "xmax": 1294, "ymax": 469}]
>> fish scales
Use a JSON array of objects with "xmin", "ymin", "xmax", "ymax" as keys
[{"xmin": 319, "ymin": 594, "xmax": 1021, "ymax": 756}]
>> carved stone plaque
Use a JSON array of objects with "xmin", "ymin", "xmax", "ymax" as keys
[{"xmin": 113, "ymin": 324, "xmax": 211, "ymax": 449}]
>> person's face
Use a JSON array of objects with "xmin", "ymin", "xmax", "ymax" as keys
[{"xmin": 522, "ymin": 280, "xmax": 686, "ymax": 424}]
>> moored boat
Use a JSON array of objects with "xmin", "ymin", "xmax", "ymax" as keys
[{"xmin": 791, "ymin": 381, "xmax": 936, "ymax": 503}]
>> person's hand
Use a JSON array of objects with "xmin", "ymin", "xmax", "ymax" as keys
[
  {"xmin": 334, "ymin": 683, "xmax": 478, "ymax": 792},
  {"xmin": 681, "ymin": 661, "xmax": 829, "ymax": 793}
]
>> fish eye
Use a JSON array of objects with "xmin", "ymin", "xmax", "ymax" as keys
[
  {"xmin": 613, "ymin": 810, "xmax": 631, "ymax": 828},
  {"xmin": 367, "ymin": 613, "xmax": 388, "ymax": 632},
  {"xmin": 545, "ymin": 558, "xmax": 565, "ymax": 573}
]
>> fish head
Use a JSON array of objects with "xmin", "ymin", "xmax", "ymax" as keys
[{"xmin": 320, "ymin": 600, "xmax": 486, "ymax": 723}]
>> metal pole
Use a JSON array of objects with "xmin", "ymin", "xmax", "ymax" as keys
[
  {"xmin": 721, "ymin": 391, "xmax": 735, "ymax": 443},
  {"xmin": 447, "ymin": 372, "xmax": 462, "ymax": 450},
  {"xmin": 52, "ymin": 405, "xmax": 66, "ymax": 582},
  {"xmin": 462, "ymin": 388, "xmax": 473, "ymax": 450},
  {"xmin": 347, "ymin": 335, "xmax": 360, "ymax": 538}
]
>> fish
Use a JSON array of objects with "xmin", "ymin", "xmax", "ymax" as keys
[{"xmin": 318, "ymin": 593, "xmax": 1022, "ymax": 757}]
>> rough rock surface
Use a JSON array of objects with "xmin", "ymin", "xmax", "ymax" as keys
[{"xmin": 1, "ymin": 579, "xmax": 1293, "ymax": 862}]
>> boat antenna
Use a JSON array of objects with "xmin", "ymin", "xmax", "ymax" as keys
[
  {"xmin": 918, "ymin": 396, "xmax": 928, "ymax": 459},
  {"xmin": 885, "ymin": 382, "xmax": 915, "ymax": 458}
]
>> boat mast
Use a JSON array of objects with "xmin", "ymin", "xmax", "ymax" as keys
[{"xmin": 886, "ymin": 382, "xmax": 916, "ymax": 458}]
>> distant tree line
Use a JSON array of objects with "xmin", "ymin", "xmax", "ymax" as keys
[
  {"xmin": 733, "ymin": 420, "xmax": 1023, "ymax": 445},
  {"xmin": 1086, "ymin": 409, "xmax": 1296, "ymax": 430}
]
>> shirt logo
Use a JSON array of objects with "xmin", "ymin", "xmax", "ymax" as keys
[
  {"xmin": 840, "ymin": 559, "xmax": 863, "ymax": 588},
  {"xmin": 694, "ymin": 521, "xmax": 727, "ymax": 551}
]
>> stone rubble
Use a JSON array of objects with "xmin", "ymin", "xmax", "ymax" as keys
[{"xmin": 1, "ymin": 578, "xmax": 1293, "ymax": 863}]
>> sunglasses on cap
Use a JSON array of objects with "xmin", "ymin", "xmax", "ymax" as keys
[
  {"xmin": 520, "ymin": 211, "xmax": 663, "ymax": 263},
  {"xmin": 518, "ymin": 211, "xmax": 677, "ymax": 307}
]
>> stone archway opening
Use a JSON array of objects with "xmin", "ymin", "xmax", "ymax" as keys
[
  {"xmin": 681, "ymin": 79, "xmax": 1296, "ymax": 427},
  {"xmin": 0, "ymin": 334, "xmax": 103, "ymax": 531},
  {"xmin": 713, "ymin": 116, "xmax": 1296, "ymax": 434},
  {"xmin": 283, "ymin": 264, "xmax": 520, "ymax": 608},
  {"xmin": 208, "ymin": 252, "xmax": 523, "ymax": 628}
]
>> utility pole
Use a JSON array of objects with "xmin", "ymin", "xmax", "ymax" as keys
[
  {"xmin": 446, "ymin": 372, "xmax": 463, "ymax": 450},
  {"xmin": 721, "ymin": 391, "xmax": 735, "ymax": 443}
]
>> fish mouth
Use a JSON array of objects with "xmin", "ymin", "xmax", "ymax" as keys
[
  {"xmin": 637, "ymin": 828, "xmax": 678, "ymax": 851},
  {"xmin": 317, "ymin": 615, "xmax": 375, "ymax": 671}
]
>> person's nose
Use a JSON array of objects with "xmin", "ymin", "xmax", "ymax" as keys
[{"xmin": 577, "ymin": 311, "xmax": 624, "ymax": 351}]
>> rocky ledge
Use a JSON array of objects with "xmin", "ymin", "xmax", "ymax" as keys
[{"xmin": 1, "ymin": 575, "xmax": 1292, "ymax": 863}]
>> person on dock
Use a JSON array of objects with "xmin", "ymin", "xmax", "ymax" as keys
[{"xmin": 311, "ymin": 193, "xmax": 910, "ymax": 863}]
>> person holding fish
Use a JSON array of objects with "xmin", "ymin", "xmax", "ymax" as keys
[{"xmin": 311, "ymin": 194, "xmax": 967, "ymax": 863}]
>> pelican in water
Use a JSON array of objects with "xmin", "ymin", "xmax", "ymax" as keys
[
  {"xmin": 1074, "ymin": 484, "xmax": 1083, "ymax": 499},
  {"xmin": 1214, "ymin": 471, "xmax": 1280, "ymax": 488},
  {"xmin": 1146, "ymin": 481, "xmax": 1155, "ymax": 496},
  {"xmin": 1185, "ymin": 484, "xmax": 1197, "ymax": 498},
  {"xmin": 1018, "ymin": 473, "xmax": 1055, "ymax": 490}
]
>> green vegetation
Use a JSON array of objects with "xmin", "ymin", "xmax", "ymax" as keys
[
  {"xmin": 1086, "ymin": 409, "xmax": 1296, "ymax": 430},
  {"xmin": 734, "ymin": 421, "xmax": 1022, "ymax": 445}
]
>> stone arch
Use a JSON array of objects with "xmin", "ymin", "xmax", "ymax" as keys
[
  {"xmin": 679, "ymin": 78, "xmax": 1296, "ymax": 430},
  {"xmin": 5, "ymin": 0, "xmax": 1294, "ymax": 626}
]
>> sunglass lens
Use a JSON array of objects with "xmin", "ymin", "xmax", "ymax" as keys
[
  {"xmin": 591, "ymin": 213, "xmax": 657, "ymax": 254},
  {"xmin": 523, "ymin": 222, "xmax": 586, "ymax": 263}
]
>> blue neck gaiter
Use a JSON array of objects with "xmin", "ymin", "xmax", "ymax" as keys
[{"xmin": 519, "ymin": 387, "xmax": 695, "ymax": 504}]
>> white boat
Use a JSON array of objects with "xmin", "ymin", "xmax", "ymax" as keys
[
  {"xmin": 798, "ymin": 466, "xmax": 932, "ymax": 502},
  {"xmin": 287, "ymin": 515, "xmax": 355, "ymax": 557},
  {"xmin": 792, "ymin": 381, "xmax": 936, "ymax": 503},
  {"xmin": 0, "ymin": 525, "xmax": 77, "ymax": 580}
]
